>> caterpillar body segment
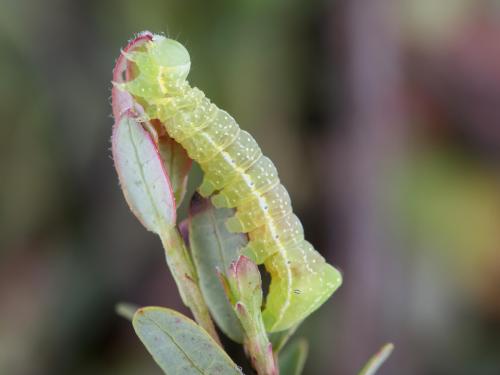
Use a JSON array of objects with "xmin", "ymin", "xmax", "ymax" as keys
[
  {"xmin": 183, "ymin": 110, "xmax": 240, "ymax": 163},
  {"xmin": 243, "ymin": 213, "xmax": 304, "ymax": 264},
  {"xmin": 225, "ymin": 184, "xmax": 293, "ymax": 233},
  {"xmin": 211, "ymin": 156, "xmax": 280, "ymax": 208},
  {"xmin": 198, "ymin": 130, "xmax": 263, "ymax": 197},
  {"xmin": 118, "ymin": 35, "xmax": 342, "ymax": 332}
]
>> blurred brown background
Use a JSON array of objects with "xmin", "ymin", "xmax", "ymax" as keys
[{"xmin": 1, "ymin": 0, "xmax": 500, "ymax": 374}]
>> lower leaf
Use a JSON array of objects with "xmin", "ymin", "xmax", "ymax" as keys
[
  {"xmin": 133, "ymin": 306, "xmax": 244, "ymax": 375},
  {"xmin": 278, "ymin": 338, "xmax": 308, "ymax": 375}
]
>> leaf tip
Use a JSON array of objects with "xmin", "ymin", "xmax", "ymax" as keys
[
  {"xmin": 116, "ymin": 302, "xmax": 139, "ymax": 321},
  {"xmin": 358, "ymin": 342, "xmax": 395, "ymax": 375}
]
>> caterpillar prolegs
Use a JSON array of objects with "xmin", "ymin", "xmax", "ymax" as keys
[{"xmin": 118, "ymin": 35, "xmax": 342, "ymax": 332}]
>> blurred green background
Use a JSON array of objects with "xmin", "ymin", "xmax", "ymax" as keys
[{"xmin": 1, "ymin": 0, "xmax": 500, "ymax": 374}]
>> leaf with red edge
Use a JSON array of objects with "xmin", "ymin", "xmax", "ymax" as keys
[
  {"xmin": 111, "ymin": 31, "xmax": 192, "ymax": 209},
  {"xmin": 111, "ymin": 32, "xmax": 153, "ymax": 120},
  {"xmin": 112, "ymin": 113, "xmax": 176, "ymax": 233}
]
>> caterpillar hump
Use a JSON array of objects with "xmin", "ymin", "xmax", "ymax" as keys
[
  {"xmin": 119, "ymin": 34, "xmax": 342, "ymax": 332},
  {"xmin": 263, "ymin": 240, "xmax": 342, "ymax": 332}
]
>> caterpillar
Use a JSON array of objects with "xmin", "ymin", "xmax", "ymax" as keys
[{"xmin": 117, "ymin": 34, "xmax": 342, "ymax": 332}]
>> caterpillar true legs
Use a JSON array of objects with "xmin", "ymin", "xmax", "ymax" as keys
[{"xmin": 119, "ymin": 35, "xmax": 342, "ymax": 332}]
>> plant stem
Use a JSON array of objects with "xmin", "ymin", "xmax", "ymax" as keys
[
  {"xmin": 160, "ymin": 227, "xmax": 221, "ymax": 346},
  {"xmin": 236, "ymin": 303, "xmax": 278, "ymax": 375}
]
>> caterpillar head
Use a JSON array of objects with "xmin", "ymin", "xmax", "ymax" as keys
[
  {"xmin": 118, "ymin": 35, "xmax": 191, "ymax": 102},
  {"xmin": 148, "ymin": 36, "xmax": 191, "ymax": 80}
]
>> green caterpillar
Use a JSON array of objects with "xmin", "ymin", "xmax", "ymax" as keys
[{"xmin": 117, "ymin": 34, "xmax": 342, "ymax": 332}]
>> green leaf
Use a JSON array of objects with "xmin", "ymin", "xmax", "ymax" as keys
[
  {"xmin": 133, "ymin": 306, "xmax": 244, "ymax": 375},
  {"xmin": 157, "ymin": 133, "xmax": 192, "ymax": 207},
  {"xmin": 269, "ymin": 324, "xmax": 299, "ymax": 354},
  {"xmin": 112, "ymin": 114, "xmax": 176, "ymax": 233},
  {"xmin": 278, "ymin": 338, "xmax": 308, "ymax": 375},
  {"xmin": 188, "ymin": 193, "xmax": 245, "ymax": 343},
  {"xmin": 358, "ymin": 343, "xmax": 394, "ymax": 375}
]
